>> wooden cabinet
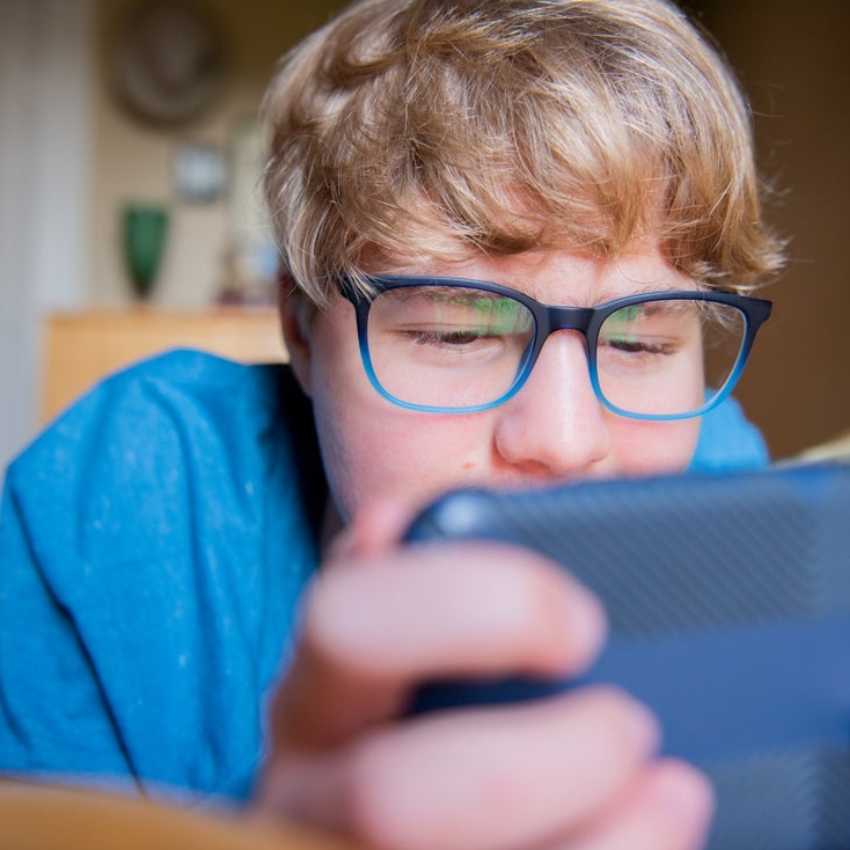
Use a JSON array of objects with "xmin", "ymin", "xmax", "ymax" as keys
[{"xmin": 42, "ymin": 308, "xmax": 287, "ymax": 423}]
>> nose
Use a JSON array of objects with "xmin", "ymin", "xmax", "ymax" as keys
[{"xmin": 492, "ymin": 331, "xmax": 612, "ymax": 479}]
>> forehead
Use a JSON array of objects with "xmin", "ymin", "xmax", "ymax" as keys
[{"xmin": 364, "ymin": 242, "xmax": 695, "ymax": 307}]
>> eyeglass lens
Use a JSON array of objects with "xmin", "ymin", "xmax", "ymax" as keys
[{"xmin": 365, "ymin": 285, "xmax": 747, "ymax": 416}]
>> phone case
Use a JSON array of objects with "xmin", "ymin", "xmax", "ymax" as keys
[{"xmin": 403, "ymin": 462, "xmax": 850, "ymax": 850}]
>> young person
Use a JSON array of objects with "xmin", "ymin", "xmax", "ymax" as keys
[{"xmin": 0, "ymin": 0, "xmax": 783, "ymax": 848}]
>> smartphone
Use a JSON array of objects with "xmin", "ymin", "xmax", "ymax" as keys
[{"xmin": 403, "ymin": 462, "xmax": 850, "ymax": 850}]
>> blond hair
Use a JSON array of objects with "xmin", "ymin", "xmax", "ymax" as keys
[{"xmin": 263, "ymin": 0, "xmax": 784, "ymax": 306}]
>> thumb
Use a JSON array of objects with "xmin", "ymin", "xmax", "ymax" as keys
[{"xmin": 325, "ymin": 497, "xmax": 419, "ymax": 566}]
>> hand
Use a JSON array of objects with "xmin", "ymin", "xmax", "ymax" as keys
[{"xmin": 253, "ymin": 500, "xmax": 713, "ymax": 850}]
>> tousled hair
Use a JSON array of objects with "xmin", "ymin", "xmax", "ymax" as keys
[{"xmin": 263, "ymin": 0, "xmax": 784, "ymax": 306}]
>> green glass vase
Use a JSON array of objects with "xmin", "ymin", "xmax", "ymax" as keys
[{"xmin": 122, "ymin": 205, "xmax": 169, "ymax": 300}]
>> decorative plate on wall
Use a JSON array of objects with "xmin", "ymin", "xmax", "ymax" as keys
[{"xmin": 112, "ymin": 1, "xmax": 225, "ymax": 126}]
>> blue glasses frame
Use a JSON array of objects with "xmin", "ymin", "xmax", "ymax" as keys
[{"xmin": 342, "ymin": 275, "xmax": 773, "ymax": 420}]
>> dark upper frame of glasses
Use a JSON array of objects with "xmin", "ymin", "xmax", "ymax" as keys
[{"xmin": 340, "ymin": 275, "xmax": 773, "ymax": 420}]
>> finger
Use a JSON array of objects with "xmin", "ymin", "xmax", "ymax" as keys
[
  {"xmin": 348, "ymin": 498, "xmax": 420, "ymax": 558},
  {"xmin": 340, "ymin": 687, "xmax": 660, "ymax": 850},
  {"xmin": 556, "ymin": 759, "xmax": 714, "ymax": 850},
  {"xmin": 310, "ymin": 542, "xmax": 606, "ymax": 680},
  {"xmin": 325, "ymin": 498, "xmax": 417, "ymax": 565},
  {"xmin": 277, "ymin": 542, "xmax": 606, "ymax": 748}
]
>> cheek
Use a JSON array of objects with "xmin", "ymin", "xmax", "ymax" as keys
[
  {"xmin": 310, "ymin": 354, "xmax": 489, "ymax": 520},
  {"xmin": 608, "ymin": 415, "xmax": 701, "ymax": 476},
  {"xmin": 306, "ymin": 310, "xmax": 494, "ymax": 520},
  {"xmin": 316, "ymin": 407, "xmax": 489, "ymax": 521}
]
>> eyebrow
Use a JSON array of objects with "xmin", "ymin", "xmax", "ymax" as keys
[
  {"xmin": 607, "ymin": 299, "xmax": 699, "ymax": 319},
  {"xmin": 574, "ymin": 282, "xmax": 701, "ymax": 308},
  {"xmin": 387, "ymin": 283, "xmax": 510, "ymax": 299},
  {"xmin": 376, "ymin": 276, "xmax": 700, "ymax": 307},
  {"xmin": 485, "ymin": 274, "xmax": 698, "ymax": 306}
]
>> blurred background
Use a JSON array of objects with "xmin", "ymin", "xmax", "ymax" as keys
[{"xmin": 1, "ymin": 0, "xmax": 848, "ymax": 473}]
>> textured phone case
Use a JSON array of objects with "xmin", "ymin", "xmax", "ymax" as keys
[{"xmin": 404, "ymin": 463, "xmax": 850, "ymax": 850}]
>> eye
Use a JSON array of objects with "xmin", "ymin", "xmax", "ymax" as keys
[
  {"xmin": 410, "ymin": 327, "xmax": 497, "ymax": 346},
  {"xmin": 602, "ymin": 337, "xmax": 677, "ymax": 356}
]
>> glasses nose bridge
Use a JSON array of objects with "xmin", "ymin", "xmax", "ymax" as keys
[{"xmin": 539, "ymin": 304, "xmax": 596, "ymax": 348}]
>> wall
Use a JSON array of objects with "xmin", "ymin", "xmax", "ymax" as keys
[
  {"xmin": 88, "ymin": 0, "xmax": 349, "ymax": 308},
  {"xmin": 691, "ymin": 1, "xmax": 850, "ymax": 458},
  {"xmin": 5, "ymin": 0, "xmax": 847, "ymax": 467},
  {"xmin": 0, "ymin": 0, "xmax": 94, "ymax": 472}
]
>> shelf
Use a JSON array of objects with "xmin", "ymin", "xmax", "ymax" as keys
[{"xmin": 42, "ymin": 307, "xmax": 287, "ymax": 423}]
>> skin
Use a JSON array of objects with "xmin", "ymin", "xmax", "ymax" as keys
[{"xmin": 254, "ymin": 244, "xmax": 714, "ymax": 850}]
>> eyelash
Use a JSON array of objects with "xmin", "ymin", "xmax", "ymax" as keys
[
  {"xmin": 602, "ymin": 339, "xmax": 676, "ymax": 356},
  {"xmin": 410, "ymin": 329, "xmax": 494, "ymax": 346}
]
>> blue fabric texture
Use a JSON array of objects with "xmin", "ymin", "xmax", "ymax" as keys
[
  {"xmin": 0, "ymin": 350, "xmax": 767, "ymax": 800},
  {"xmin": 0, "ymin": 351, "xmax": 325, "ymax": 801},
  {"xmin": 690, "ymin": 396, "xmax": 770, "ymax": 472}
]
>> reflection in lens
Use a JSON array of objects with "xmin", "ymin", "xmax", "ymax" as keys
[
  {"xmin": 367, "ymin": 286, "xmax": 534, "ymax": 408},
  {"xmin": 597, "ymin": 299, "xmax": 746, "ymax": 416}
]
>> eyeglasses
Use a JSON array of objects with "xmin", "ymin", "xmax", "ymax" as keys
[{"xmin": 341, "ymin": 275, "xmax": 772, "ymax": 420}]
